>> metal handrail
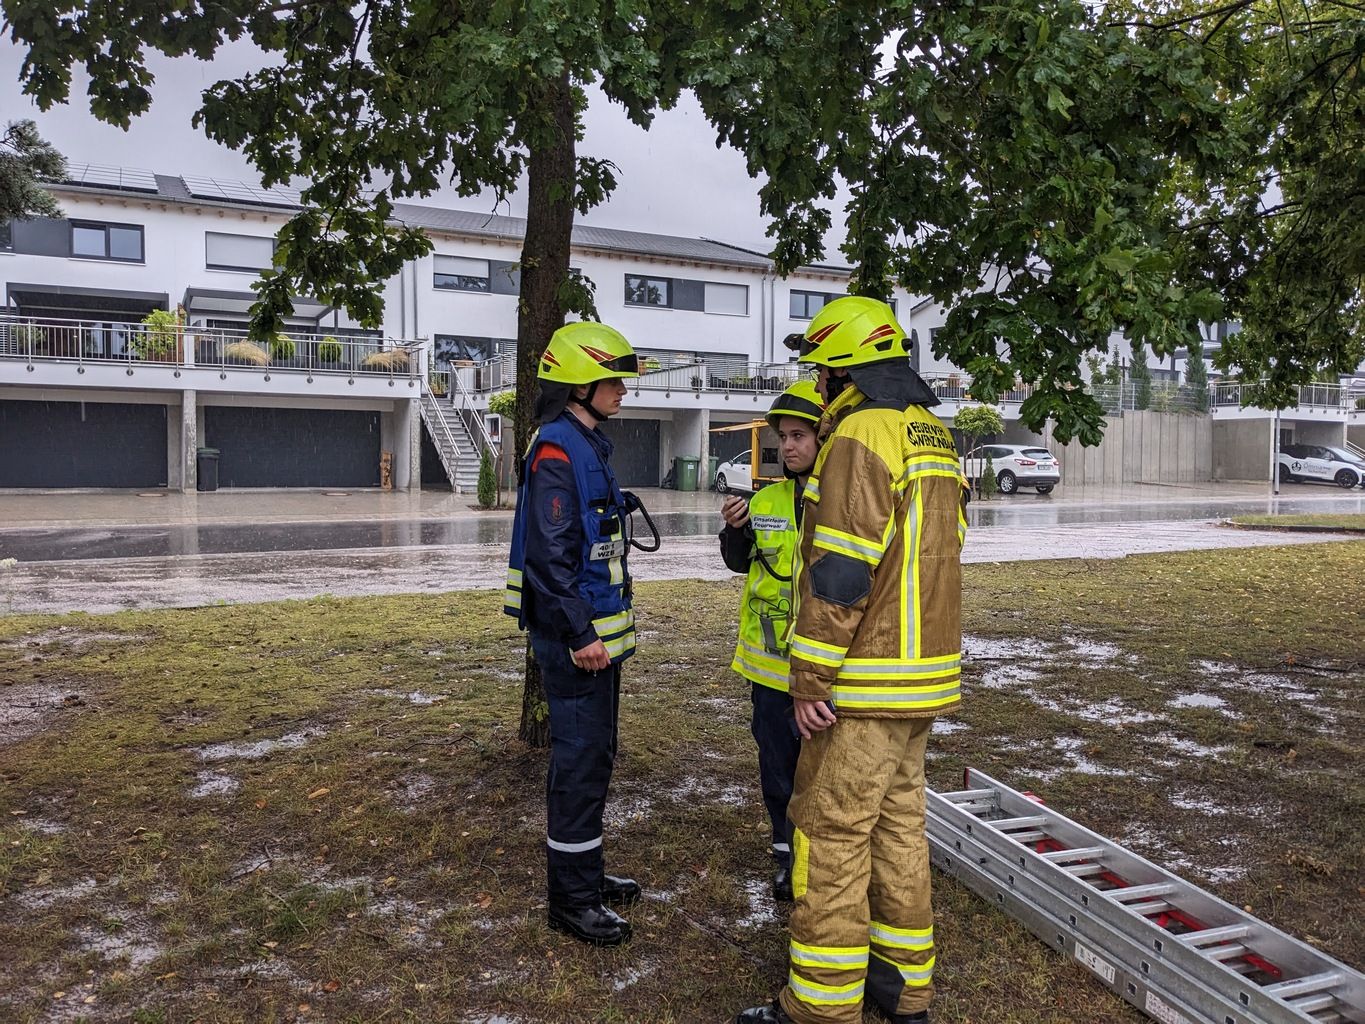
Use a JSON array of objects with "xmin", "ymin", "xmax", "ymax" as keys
[
  {"xmin": 1211, "ymin": 380, "xmax": 1350, "ymax": 411},
  {"xmin": 450, "ymin": 368, "xmax": 500, "ymax": 461},
  {"xmin": 420, "ymin": 390, "xmax": 465, "ymax": 460}
]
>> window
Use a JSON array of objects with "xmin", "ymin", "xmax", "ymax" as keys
[
  {"xmin": 71, "ymin": 221, "xmax": 143, "ymax": 262},
  {"xmin": 790, "ymin": 289, "xmax": 842, "ymax": 320},
  {"xmin": 703, "ymin": 282, "xmax": 748, "ymax": 316},
  {"xmin": 625, "ymin": 275, "xmax": 671, "ymax": 307},
  {"xmin": 434, "ymin": 255, "xmax": 491, "ymax": 292},
  {"xmin": 206, "ymin": 232, "xmax": 275, "ymax": 272},
  {"xmin": 433, "ymin": 334, "xmax": 512, "ymax": 366}
]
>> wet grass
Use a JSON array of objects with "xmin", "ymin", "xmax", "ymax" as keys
[
  {"xmin": 1228, "ymin": 513, "xmax": 1365, "ymax": 531},
  {"xmin": 0, "ymin": 541, "xmax": 1361, "ymax": 1023}
]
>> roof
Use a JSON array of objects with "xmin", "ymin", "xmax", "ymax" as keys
[
  {"xmin": 706, "ymin": 238, "xmax": 853, "ymax": 275},
  {"xmin": 49, "ymin": 164, "xmax": 784, "ymax": 271}
]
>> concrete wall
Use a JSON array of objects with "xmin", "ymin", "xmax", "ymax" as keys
[
  {"xmin": 1007, "ymin": 411, "xmax": 1213, "ymax": 488},
  {"xmin": 1286, "ymin": 420, "xmax": 1347, "ymax": 447},
  {"xmin": 1214, "ymin": 419, "xmax": 1273, "ymax": 481}
]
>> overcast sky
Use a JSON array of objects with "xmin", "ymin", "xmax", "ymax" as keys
[{"xmin": 0, "ymin": 39, "xmax": 843, "ymax": 252}]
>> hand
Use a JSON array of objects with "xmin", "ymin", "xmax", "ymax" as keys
[
  {"xmin": 571, "ymin": 638, "xmax": 611, "ymax": 672},
  {"xmin": 722, "ymin": 495, "xmax": 751, "ymax": 529},
  {"xmin": 793, "ymin": 698, "xmax": 837, "ymax": 739}
]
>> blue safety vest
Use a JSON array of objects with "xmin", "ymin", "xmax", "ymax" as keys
[{"xmin": 504, "ymin": 415, "xmax": 637, "ymax": 663}]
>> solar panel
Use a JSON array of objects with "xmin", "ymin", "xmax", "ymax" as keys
[
  {"xmin": 63, "ymin": 163, "xmax": 159, "ymax": 194},
  {"xmin": 181, "ymin": 175, "xmax": 303, "ymax": 209}
]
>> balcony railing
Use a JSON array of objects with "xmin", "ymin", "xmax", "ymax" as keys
[
  {"xmin": 0, "ymin": 314, "xmax": 423, "ymax": 378},
  {"xmin": 1211, "ymin": 380, "xmax": 1355, "ymax": 412}
]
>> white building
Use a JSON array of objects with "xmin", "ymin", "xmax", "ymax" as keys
[{"xmin": 1, "ymin": 165, "xmax": 1360, "ymax": 492}]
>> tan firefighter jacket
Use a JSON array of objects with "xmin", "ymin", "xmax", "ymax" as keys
[{"xmin": 788, "ymin": 385, "xmax": 967, "ymax": 717}]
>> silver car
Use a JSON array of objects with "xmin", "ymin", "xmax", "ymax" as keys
[{"xmin": 962, "ymin": 444, "xmax": 1061, "ymax": 495}]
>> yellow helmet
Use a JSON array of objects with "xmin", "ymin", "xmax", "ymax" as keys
[
  {"xmin": 765, "ymin": 379, "xmax": 825, "ymax": 429},
  {"xmin": 793, "ymin": 296, "xmax": 908, "ymax": 368},
  {"xmin": 538, "ymin": 322, "xmax": 640, "ymax": 385}
]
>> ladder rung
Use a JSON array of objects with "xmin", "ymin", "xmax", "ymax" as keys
[
  {"xmin": 1122, "ymin": 900, "xmax": 1174, "ymax": 916},
  {"xmin": 1063, "ymin": 862, "xmax": 1108, "ymax": 878},
  {"xmin": 1109, "ymin": 883, "xmax": 1178, "ymax": 902},
  {"xmin": 1182, "ymin": 925, "xmax": 1252, "ymax": 947},
  {"xmin": 1007, "ymin": 830, "xmax": 1047, "ymax": 843},
  {"xmin": 1041, "ymin": 846, "xmax": 1105, "ymax": 863},
  {"xmin": 1204, "ymin": 944, "xmax": 1250, "ymax": 962},
  {"xmin": 991, "ymin": 815, "xmax": 1049, "ymax": 831},
  {"xmin": 1264, "ymin": 972, "xmax": 1344, "ymax": 999},
  {"xmin": 939, "ymin": 788, "xmax": 996, "ymax": 804},
  {"xmin": 1286, "ymin": 992, "xmax": 1339, "ymax": 1013}
]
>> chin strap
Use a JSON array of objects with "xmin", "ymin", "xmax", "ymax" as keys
[{"xmin": 568, "ymin": 381, "xmax": 608, "ymax": 422}]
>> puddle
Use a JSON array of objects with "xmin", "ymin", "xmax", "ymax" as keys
[
  {"xmin": 0, "ymin": 683, "xmax": 94, "ymax": 746},
  {"xmin": 1169, "ymin": 791, "xmax": 1229, "ymax": 816},
  {"xmin": 367, "ymin": 895, "xmax": 445, "ymax": 946},
  {"xmin": 194, "ymin": 728, "xmax": 324, "ymax": 761},
  {"xmin": 1032, "ymin": 737, "xmax": 1135, "ymax": 781},
  {"xmin": 932, "ymin": 719, "xmax": 970, "ymax": 735},
  {"xmin": 610, "ymin": 959, "xmax": 659, "ymax": 993},
  {"xmin": 188, "ymin": 770, "xmax": 240, "ymax": 798},
  {"xmin": 75, "ymin": 919, "xmax": 164, "ymax": 968},
  {"xmin": 734, "ymin": 878, "xmax": 778, "ymax": 928},
  {"xmin": 1160, "ymin": 737, "xmax": 1234, "ymax": 759},
  {"xmin": 1172, "ymin": 693, "xmax": 1229, "ymax": 711},
  {"xmin": 389, "ymin": 772, "xmax": 436, "ymax": 809},
  {"xmin": 16, "ymin": 816, "xmax": 66, "ymax": 835},
  {"xmin": 3, "ymin": 628, "xmax": 142, "ymax": 656},
  {"xmin": 604, "ymin": 793, "xmax": 655, "ymax": 828},
  {"xmin": 367, "ymin": 688, "xmax": 447, "ymax": 705},
  {"xmin": 12, "ymin": 875, "xmax": 104, "ymax": 910},
  {"xmin": 668, "ymin": 775, "xmax": 748, "ymax": 807}
]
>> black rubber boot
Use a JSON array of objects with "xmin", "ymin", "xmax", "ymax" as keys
[
  {"xmin": 547, "ymin": 902, "xmax": 632, "ymax": 946},
  {"xmin": 873, "ymin": 1006, "xmax": 929, "ymax": 1024},
  {"xmin": 601, "ymin": 874, "xmax": 641, "ymax": 907},
  {"xmin": 772, "ymin": 866, "xmax": 794, "ymax": 902},
  {"xmin": 735, "ymin": 1000, "xmax": 795, "ymax": 1024}
]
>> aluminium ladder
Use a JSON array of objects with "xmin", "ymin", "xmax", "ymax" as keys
[{"xmin": 927, "ymin": 768, "xmax": 1365, "ymax": 1024}]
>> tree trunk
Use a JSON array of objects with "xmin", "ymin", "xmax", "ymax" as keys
[{"xmin": 516, "ymin": 71, "xmax": 576, "ymax": 749}]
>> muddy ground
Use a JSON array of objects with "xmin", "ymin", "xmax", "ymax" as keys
[{"xmin": 0, "ymin": 541, "xmax": 1361, "ymax": 1024}]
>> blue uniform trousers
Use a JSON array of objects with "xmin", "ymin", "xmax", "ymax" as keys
[
  {"xmin": 751, "ymin": 683, "xmax": 800, "ymax": 868},
  {"xmin": 531, "ymin": 630, "xmax": 621, "ymax": 907}
]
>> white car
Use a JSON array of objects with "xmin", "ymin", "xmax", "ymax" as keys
[
  {"xmin": 962, "ymin": 444, "xmax": 1061, "ymax": 495},
  {"xmin": 1278, "ymin": 444, "xmax": 1365, "ymax": 488},
  {"xmin": 714, "ymin": 450, "xmax": 754, "ymax": 493}
]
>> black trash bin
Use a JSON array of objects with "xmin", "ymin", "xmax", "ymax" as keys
[{"xmin": 196, "ymin": 447, "xmax": 220, "ymax": 492}]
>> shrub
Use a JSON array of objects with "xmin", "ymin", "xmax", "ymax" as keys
[
  {"xmin": 133, "ymin": 308, "xmax": 181, "ymax": 361},
  {"xmin": 222, "ymin": 341, "xmax": 269, "ymax": 366},
  {"xmin": 360, "ymin": 349, "xmax": 409, "ymax": 371},
  {"xmin": 477, "ymin": 449, "xmax": 497, "ymax": 508},
  {"xmin": 980, "ymin": 453, "xmax": 998, "ymax": 499},
  {"xmin": 488, "ymin": 390, "xmax": 516, "ymax": 418},
  {"xmin": 317, "ymin": 336, "xmax": 342, "ymax": 363},
  {"xmin": 269, "ymin": 333, "xmax": 296, "ymax": 361}
]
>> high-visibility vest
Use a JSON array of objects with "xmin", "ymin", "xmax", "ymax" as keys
[
  {"xmin": 504, "ymin": 414, "xmax": 636, "ymax": 663},
  {"xmin": 730, "ymin": 478, "xmax": 802, "ymax": 692}
]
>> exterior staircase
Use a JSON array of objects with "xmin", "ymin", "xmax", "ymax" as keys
[{"xmin": 419, "ymin": 390, "xmax": 482, "ymax": 493}]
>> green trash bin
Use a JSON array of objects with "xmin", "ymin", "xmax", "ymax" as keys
[
  {"xmin": 707, "ymin": 455, "xmax": 719, "ymax": 491},
  {"xmin": 674, "ymin": 455, "xmax": 700, "ymax": 492}
]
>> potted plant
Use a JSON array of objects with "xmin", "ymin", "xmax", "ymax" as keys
[
  {"xmin": 222, "ymin": 341, "xmax": 270, "ymax": 366},
  {"xmin": 132, "ymin": 308, "xmax": 181, "ymax": 362},
  {"xmin": 269, "ymin": 333, "xmax": 296, "ymax": 365},
  {"xmin": 317, "ymin": 336, "xmax": 343, "ymax": 365},
  {"xmin": 360, "ymin": 349, "xmax": 409, "ymax": 372}
]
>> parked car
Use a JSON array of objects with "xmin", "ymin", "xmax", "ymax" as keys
[
  {"xmin": 1277, "ymin": 444, "xmax": 1365, "ymax": 488},
  {"xmin": 714, "ymin": 450, "xmax": 753, "ymax": 493},
  {"xmin": 962, "ymin": 444, "xmax": 1061, "ymax": 495}
]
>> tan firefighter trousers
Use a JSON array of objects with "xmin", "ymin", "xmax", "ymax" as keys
[{"xmin": 777, "ymin": 716, "xmax": 935, "ymax": 1024}]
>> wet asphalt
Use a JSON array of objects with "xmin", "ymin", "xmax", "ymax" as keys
[
  {"xmin": 3, "ymin": 488, "xmax": 1363, "ymax": 563},
  {"xmin": 0, "ymin": 483, "xmax": 1359, "ymax": 615}
]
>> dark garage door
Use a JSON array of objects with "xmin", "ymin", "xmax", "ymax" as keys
[
  {"xmin": 599, "ymin": 418, "xmax": 660, "ymax": 488},
  {"xmin": 0, "ymin": 399, "xmax": 167, "ymax": 488},
  {"xmin": 204, "ymin": 406, "xmax": 381, "ymax": 488}
]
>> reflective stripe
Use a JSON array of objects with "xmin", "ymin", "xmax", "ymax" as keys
[
  {"xmin": 895, "ymin": 456, "xmax": 962, "ymax": 491},
  {"xmin": 812, "ymin": 525, "xmax": 884, "ymax": 564},
  {"xmin": 790, "ymin": 635, "xmax": 848, "ymax": 668},
  {"xmin": 732, "ymin": 654, "xmax": 791, "ymax": 691},
  {"xmin": 870, "ymin": 921, "xmax": 934, "ymax": 951},
  {"xmin": 838, "ymin": 655, "xmax": 961, "ymax": 677},
  {"xmin": 871, "ymin": 950, "xmax": 935, "ymax": 985},
  {"xmin": 772, "ymin": 842, "xmax": 790, "ymax": 854},
  {"xmin": 790, "ymin": 940, "xmax": 870, "ymax": 969},
  {"xmin": 788, "ymin": 971, "xmax": 865, "ymax": 1006},
  {"xmin": 804, "ymin": 479, "xmax": 820, "ymax": 503},
  {"xmin": 830, "ymin": 682, "xmax": 961, "ymax": 708},
  {"xmin": 908, "ymin": 487, "xmax": 923, "ymax": 659},
  {"xmin": 504, "ymin": 592, "xmax": 523, "ymax": 611},
  {"xmin": 593, "ymin": 609, "xmax": 634, "ymax": 636},
  {"xmin": 547, "ymin": 835, "xmax": 602, "ymax": 853},
  {"xmin": 739, "ymin": 638, "xmax": 789, "ymax": 665},
  {"xmin": 792, "ymin": 828, "xmax": 809, "ymax": 899},
  {"xmin": 602, "ymin": 630, "xmax": 637, "ymax": 659},
  {"xmin": 507, "ymin": 567, "xmax": 523, "ymax": 585}
]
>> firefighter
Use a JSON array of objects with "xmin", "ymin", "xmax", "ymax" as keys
[
  {"xmin": 504, "ymin": 321, "xmax": 643, "ymax": 947},
  {"xmin": 719, "ymin": 380, "xmax": 826, "ymax": 902},
  {"xmin": 737, "ymin": 297, "xmax": 968, "ymax": 1024}
]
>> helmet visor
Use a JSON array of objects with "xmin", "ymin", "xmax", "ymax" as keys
[{"xmin": 601, "ymin": 353, "xmax": 640, "ymax": 375}]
